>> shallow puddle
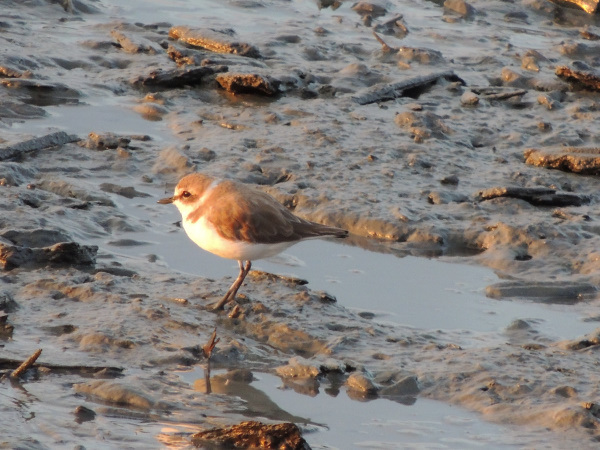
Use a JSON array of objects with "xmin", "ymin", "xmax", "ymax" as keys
[
  {"xmin": 106, "ymin": 192, "xmax": 597, "ymax": 344},
  {"xmin": 178, "ymin": 368, "xmax": 527, "ymax": 449}
]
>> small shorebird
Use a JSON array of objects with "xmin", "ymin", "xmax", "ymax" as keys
[{"xmin": 158, "ymin": 173, "xmax": 348, "ymax": 310}]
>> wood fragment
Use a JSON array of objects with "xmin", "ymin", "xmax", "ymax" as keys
[
  {"xmin": 470, "ymin": 87, "xmax": 527, "ymax": 100},
  {"xmin": 169, "ymin": 26, "xmax": 261, "ymax": 58},
  {"xmin": 556, "ymin": 65, "xmax": 600, "ymax": 91},
  {"xmin": 547, "ymin": 0, "xmax": 599, "ymax": 14},
  {"xmin": 525, "ymin": 147, "xmax": 600, "ymax": 175},
  {"xmin": 372, "ymin": 31, "xmax": 393, "ymax": 53},
  {"xmin": 352, "ymin": 71, "xmax": 464, "ymax": 105},
  {"xmin": 477, "ymin": 186, "xmax": 588, "ymax": 207},
  {"xmin": 0, "ymin": 356, "xmax": 123, "ymax": 376},
  {"xmin": 202, "ymin": 328, "xmax": 220, "ymax": 359},
  {"xmin": 215, "ymin": 73, "xmax": 280, "ymax": 96},
  {"xmin": 10, "ymin": 349, "xmax": 42, "ymax": 379},
  {"xmin": 192, "ymin": 421, "xmax": 310, "ymax": 450},
  {"xmin": 0, "ymin": 131, "xmax": 79, "ymax": 161},
  {"xmin": 228, "ymin": 304, "xmax": 241, "ymax": 319}
]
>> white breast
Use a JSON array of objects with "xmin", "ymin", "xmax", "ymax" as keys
[{"xmin": 182, "ymin": 215, "xmax": 296, "ymax": 261}]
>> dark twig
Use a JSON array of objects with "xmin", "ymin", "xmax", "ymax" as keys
[{"xmin": 202, "ymin": 328, "xmax": 220, "ymax": 360}]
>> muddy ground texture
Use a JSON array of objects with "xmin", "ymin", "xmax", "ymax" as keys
[{"xmin": 2, "ymin": 0, "xmax": 600, "ymax": 448}]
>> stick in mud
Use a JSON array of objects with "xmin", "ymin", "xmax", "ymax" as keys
[
  {"xmin": 202, "ymin": 328, "xmax": 220, "ymax": 394},
  {"xmin": 202, "ymin": 328, "xmax": 220, "ymax": 360},
  {"xmin": 0, "ymin": 131, "xmax": 79, "ymax": 162},
  {"xmin": 10, "ymin": 348, "xmax": 42, "ymax": 379}
]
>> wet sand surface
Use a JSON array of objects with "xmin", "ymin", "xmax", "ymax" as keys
[{"xmin": 2, "ymin": 0, "xmax": 600, "ymax": 448}]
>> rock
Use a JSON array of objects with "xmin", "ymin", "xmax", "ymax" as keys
[
  {"xmin": 110, "ymin": 29, "xmax": 159, "ymax": 54},
  {"xmin": 346, "ymin": 372, "xmax": 378, "ymax": 396},
  {"xmin": 506, "ymin": 319, "xmax": 532, "ymax": 331},
  {"xmin": 131, "ymin": 65, "xmax": 228, "ymax": 88},
  {"xmin": 73, "ymin": 405, "xmax": 96, "ymax": 424},
  {"xmin": 0, "ymin": 240, "xmax": 98, "ymax": 270},
  {"xmin": 82, "ymin": 132, "xmax": 131, "ymax": 150},
  {"xmin": 373, "ymin": 14, "xmax": 409, "ymax": 38},
  {"xmin": 477, "ymin": 186, "xmax": 589, "ymax": 207},
  {"xmin": 460, "ymin": 91, "xmax": 479, "ymax": 106},
  {"xmin": 537, "ymin": 93, "xmax": 562, "ymax": 110},
  {"xmin": 352, "ymin": 1, "xmax": 387, "ymax": 18},
  {"xmin": 522, "ymin": 55, "xmax": 540, "ymax": 72},
  {"xmin": 0, "ymin": 291, "xmax": 18, "ymax": 313},
  {"xmin": 0, "ymin": 311, "xmax": 13, "ymax": 338},
  {"xmin": 275, "ymin": 358, "xmax": 319, "ymax": 379},
  {"xmin": 169, "ymin": 26, "xmax": 261, "ymax": 58},
  {"xmin": 524, "ymin": 147, "xmax": 600, "ymax": 175},
  {"xmin": 191, "ymin": 421, "xmax": 310, "ymax": 449},
  {"xmin": 396, "ymin": 46, "xmax": 444, "ymax": 64},
  {"xmin": 380, "ymin": 375, "xmax": 421, "ymax": 397},
  {"xmin": 444, "ymin": 0, "xmax": 476, "ymax": 17},
  {"xmin": 427, "ymin": 191, "xmax": 469, "ymax": 204},
  {"xmin": 196, "ymin": 147, "xmax": 216, "ymax": 161},
  {"xmin": 215, "ymin": 73, "xmax": 280, "ymax": 96},
  {"xmin": 395, "ymin": 111, "xmax": 452, "ymax": 141},
  {"xmin": 552, "ymin": 0, "xmax": 599, "ymax": 14},
  {"xmin": 440, "ymin": 174, "xmax": 459, "ymax": 185},
  {"xmin": 556, "ymin": 62, "xmax": 600, "ymax": 91},
  {"xmin": 0, "ymin": 229, "xmax": 72, "ymax": 248},
  {"xmin": 73, "ymin": 380, "xmax": 154, "ymax": 410}
]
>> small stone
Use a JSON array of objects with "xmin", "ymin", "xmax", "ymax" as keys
[
  {"xmin": 460, "ymin": 91, "xmax": 479, "ymax": 106},
  {"xmin": 522, "ymin": 55, "xmax": 540, "ymax": 72},
  {"xmin": 74, "ymin": 405, "xmax": 96, "ymax": 424},
  {"xmin": 380, "ymin": 375, "xmax": 420, "ymax": 397},
  {"xmin": 346, "ymin": 372, "xmax": 378, "ymax": 395},
  {"xmin": 444, "ymin": 0, "xmax": 475, "ymax": 17},
  {"xmin": 440, "ymin": 174, "xmax": 459, "ymax": 185}
]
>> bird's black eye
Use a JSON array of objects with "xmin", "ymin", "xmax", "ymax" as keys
[{"xmin": 181, "ymin": 191, "xmax": 191, "ymax": 199}]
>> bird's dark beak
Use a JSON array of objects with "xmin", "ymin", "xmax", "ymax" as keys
[{"xmin": 157, "ymin": 196, "xmax": 174, "ymax": 204}]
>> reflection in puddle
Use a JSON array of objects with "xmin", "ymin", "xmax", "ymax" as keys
[{"xmin": 179, "ymin": 367, "xmax": 523, "ymax": 449}]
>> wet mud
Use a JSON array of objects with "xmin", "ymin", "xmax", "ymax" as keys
[{"xmin": 2, "ymin": 0, "xmax": 600, "ymax": 448}]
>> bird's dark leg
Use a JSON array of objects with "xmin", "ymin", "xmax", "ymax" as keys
[{"xmin": 212, "ymin": 260, "xmax": 252, "ymax": 310}]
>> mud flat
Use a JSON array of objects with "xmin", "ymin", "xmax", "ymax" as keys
[{"xmin": 2, "ymin": 0, "xmax": 600, "ymax": 448}]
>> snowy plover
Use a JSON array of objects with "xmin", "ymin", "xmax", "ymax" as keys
[{"xmin": 158, "ymin": 173, "xmax": 348, "ymax": 310}]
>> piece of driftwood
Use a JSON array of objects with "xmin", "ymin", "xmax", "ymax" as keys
[
  {"xmin": 556, "ymin": 64, "xmax": 600, "ymax": 91},
  {"xmin": 525, "ymin": 147, "xmax": 600, "ymax": 175},
  {"xmin": 477, "ymin": 186, "xmax": 589, "ymax": 207},
  {"xmin": 352, "ymin": 71, "xmax": 464, "ymax": 105},
  {"xmin": 0, "ymin": 131, "xmax": 79, "ymax": 161},
  {"xmin": 169, "ymin": 26, "xmax": 261, "ymax": 58},
  {"xmin": 131, "ymin": 65, "xmax": 228, "ymax": 88},
  {"xmin": 470, "ymin": 86, "xmax": 527, "ymax": 100},
  {"xmin": 215, "ymin": 73, "xmax": 280, "ymax": 96},
  {"xmin": 1, "ymin": 356, "xmax": 123, "ymax": 376},
  {"xmin": 202, "ymin": 328, "xmax": 220, "ymax": 359},
  {"xmin": 192, "ymin": 421, "xmax": 310, "ymax": 449},
  {"xmin": 10, "ymin": 349, "xmax": 42, "ymax": 379},
  {"xmin": 547, "ymin": 0, "xmax": 599, "ymax": 13}
]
